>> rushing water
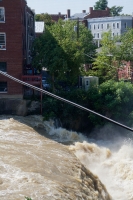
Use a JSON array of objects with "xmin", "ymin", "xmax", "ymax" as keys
[{"xmin": 0, "ymin": 115, "xmax": 133, "ymax": 199}]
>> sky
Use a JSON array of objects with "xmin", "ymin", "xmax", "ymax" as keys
[{"xmin": 26, "ymin": 0, "xmax": 133, "ymax": 15}]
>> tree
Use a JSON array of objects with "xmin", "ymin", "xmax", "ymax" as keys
[
  {"xmin": 32, "ymin": 19, "xmax": 96, "ymax": 91},
  {"xmin": 119, "ymin": 28, "xmax": 133, "ymax": 62},
  {"xmin": 92, "ymin": 31, "xmax": 120, "ymax": 83},
  {"xmin": 94, "ymin": 0, "xmax": 108, "ymax": 10},
  {"xmin": 94, "ymin": 0, "xmax": 123, "ymax": 16},
  {"xmin": 110, "ymin": 6, "xmax": 123, "ymax": 16},
  {"xmin": 35, "ymin": 13, "xmax": 54, "ymax": 26}
]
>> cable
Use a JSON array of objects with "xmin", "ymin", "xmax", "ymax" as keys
[{"xmin": 0, "ymin": 70, "xmax": 133, "ymax": 132}]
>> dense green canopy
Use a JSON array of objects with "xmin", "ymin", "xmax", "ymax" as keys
[{"xmin": 32, "ymin": 19, "xmax": 96, "ymax": 88}]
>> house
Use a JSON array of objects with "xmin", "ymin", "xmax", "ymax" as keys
[
  {"xmin": 88, "ymin": 16, "xmax": 133, "ymax": 47},
  {"xmin": 0, "ymin": 0, "xmax": 38, "ymax": 99},
  {"xmin": 49, "ymin": 7, "xmax": 110, "ymax": 25},
  {"xmin": 50, "ymin": 12, "xmax": 66, "ymax": 22},
  {"xmin": 67, "ymin": 7, "xmax": 110, "ymax": 27}
]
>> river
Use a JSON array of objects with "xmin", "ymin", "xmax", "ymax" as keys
[{"xmin": 0, "ymin": 115, "xmax": 133, "ymax": 200}]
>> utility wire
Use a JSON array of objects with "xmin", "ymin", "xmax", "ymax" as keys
[{"xmin": 0, "ymin": 70, "xmax": 133, "ymax": 132}]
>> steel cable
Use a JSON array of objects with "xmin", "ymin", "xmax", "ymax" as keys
[{"xmin": 0, "ymin": 70, "xmax": 133, "ymax": 132}]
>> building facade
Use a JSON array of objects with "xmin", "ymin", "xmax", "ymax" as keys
[
  {"xmin": 0, "ymin": 0, "xmax": 35, "ymax": 98},
  {"xmin": 88, "ymin": 16, "xmax": 133, "ymax": 47}
]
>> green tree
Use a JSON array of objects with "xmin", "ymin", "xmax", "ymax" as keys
[
  {"xmin": 35, "ymin": 13, "xmax": 54, "ymax": 26},
  {"xmin": 88, "ymin": 80, "xmax": 133, "ymax": 126},
  {"xmin": 32, "ymin": 19, "xmax": 96, "ymax": 90},
  {"xmin": 94, "ymin": 0, "xmax": 123, "ymax": 16},
  {"xmin": 92, "ymin": 31, "xmax": 120, "ymax": 83},
  {"xmin": 110, "ymin": 6, "xmax": 123, "ymax": 16},
  {"xmin": 42, "ymin": 80, "xmax": 133, "ymax": 131},
  {"xmin": 94, "ymin": 0, "xmax": 108, "ymax": 10},
  {"xmin": 119, "ymin": 28, "xmax": 133, "ymax": 62}
]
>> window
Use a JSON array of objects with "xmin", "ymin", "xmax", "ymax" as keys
[
  {"xmin": 117, "ymin": 23, "xmax": 119, "ymax": 28},
  {"xmin": 94, "ymin": 33, "xmax": 96, "ymax": 38},
  {"xmin": 107, "ymin": 24, "xmax": 109, "ymax": 29},
  {"xmin": 0, "ymin": 62, "xmax": 7, "ymax": 72},
  {"xmin": 0, "ymin": 7, "xmax": 5, "ymax": 22},
  {"xmin": 90, "ymin": 25, "xmax": 91, "ymax": 29},
  {"xmin": 86, "ymin": 81, "xmax": 88, "ymax": 85},
  {"xmin": 97, "ymin": 33, "xmax": 99, "ymax": 38},
  {"xmin": 124, "ymin": 22, "xmax": 127, "ymax": 29},
  {"xmin": 98, "ymin": 24, "xmax": 99, "ymax": 29},
  {"xmin": 113, "ymin": 23, "xmax": 115, "ymax": 29},
  {"xmin": 101, "ymin": 24, "xmax": 103, "ymax": 29},
  {"xmin": 0, "ymin": 33, "xmax": 6, "ymax": 49},
  {"xmin": 112, "ymin": 33, "xmax": 115, "ymax": 37},
  {"xmin": 0, "ymin": 82, "xmax": 7, "ymax": 92},
  {"xmin": 94, "ymin": 24, "xmax": 95, "ymax": 29}
]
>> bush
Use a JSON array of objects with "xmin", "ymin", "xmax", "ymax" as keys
[{"xmin": 42, "ymin": 81, "xmax": 133, "ymax": 131}]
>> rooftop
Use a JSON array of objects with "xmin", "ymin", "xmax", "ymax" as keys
[
  {"xmin": 70, "ymin": 12, "xmax": 89, "ymax": 20},
  {"xmin": 88, "ymin": 16, "xmax": 132, "ymax": 22}
]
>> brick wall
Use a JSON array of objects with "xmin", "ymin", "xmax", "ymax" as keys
[
  {"xmin": 84, "ymin": 7, "xmax": 110, "ymax": 19},
  {"xmin": 0, "ymin": 0, "xmax": 35, "ymax": 98},
  {"xmin": 0, "ymin": 0, "xmax": 26, "ymax": 96}
]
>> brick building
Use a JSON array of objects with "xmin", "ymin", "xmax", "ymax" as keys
[
  {"xmin": 67, "ymin": 7, "xmax": 110, "ymax": 27},
  {"xmin": 0, "ymin": 0, "xmax": 35, "ymax": 99},
  {"xmin": 118, "ymin": 61, "xmax": 133, "ymax": 81}
]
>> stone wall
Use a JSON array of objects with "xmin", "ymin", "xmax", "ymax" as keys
[{"xmin": 0, "ymin": 99, "xmax": 41, "ymax": 116}]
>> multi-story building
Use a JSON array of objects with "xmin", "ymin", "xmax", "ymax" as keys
[
  {"xmin": 88, "ymin": 16, "xmax": 133, "ymax": 47},
  {"xmin": 0, "ymin": 0, "xmax": 36, "ymax": 99}
]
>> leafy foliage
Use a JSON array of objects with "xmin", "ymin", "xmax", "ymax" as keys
[
  {"xmin": 119, "ymin": 28, "xmax": 133, "ymax": 61},
  {"xmin": 110, "ymin": 6, "xmax": 123, "ymax": 16},
  {"xmin": 25, "ymin": 197, "xmax": 32, "ymax": 200},
  {"xmin": 92, "ymin": 31, "xmax": 120, "ymax": 83},
  {"xmin": 90, "ymin": 80, "xmax": 133, "ymax": 126},
  {"xmin": 35, "ymin": 13, "xmax": 54, "ymax": 26},
  {"xmin": 94, "ymin": 0, "xmax": 123, "ymax": 16},
  {"xmin": 94, "ymin": 0, "xmax": 108, "ymax": 10},
  {"xmin": 42, "ymin": 81, "xmax": 133, "ymax": 131},
  {"xmin": 32, "ymin": 19, "xmax": 96, "ymax": 90}
]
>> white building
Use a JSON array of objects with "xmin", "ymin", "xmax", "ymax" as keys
[{"xmin": 88, "ymin": 16, "xmax": 133, "ymax": 47}]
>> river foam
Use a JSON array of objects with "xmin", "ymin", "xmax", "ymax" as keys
[{"xmin": 0, "ymin": 115, "xmax": 111, "ymax": 200}]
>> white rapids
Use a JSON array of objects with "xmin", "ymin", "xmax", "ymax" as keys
[
  {"xmin": 0, "ymin": 115, "xmax": 133, "ymax": 199},
  {"xmin": 0, "ymin": 115, "xmax": 111, "ymax": 200}
]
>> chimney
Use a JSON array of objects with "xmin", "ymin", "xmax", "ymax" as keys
[
  {"xmin": 67, "ymin": 9, "xmax": 70, "ymax": 18},
  {"xmin": 89, "ymin": 7, "xmax": 93, "ymax": 13},
  {"xmin": 58, "ymin": 12, "xmax": 61, "ymax": 16},
  {"xmin": 82, "ymin": 10, "xmax": 86, "ymax": 13}
]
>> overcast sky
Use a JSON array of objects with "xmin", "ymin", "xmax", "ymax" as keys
[{"xmin": 27, "ymin": 0, "xmax": 133, "ymax": 15}]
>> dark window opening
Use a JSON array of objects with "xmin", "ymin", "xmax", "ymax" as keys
[
  {"xmin": 0, "ymin": 62, "xmax": 7, "ymax": 72},
  {"xmin": 0, "ymin": 7, "xmax": 5, "ymax": 22},
  {"xmin": 0, "ymin": 82, "xmax": 7, "ymax": 92},
  {"xmin": 0, "ymin": 33, "xmax": 6, "ymax": 49}
]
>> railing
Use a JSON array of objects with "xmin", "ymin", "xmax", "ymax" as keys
[{"xmin": 22, "ymin": 75, "xmax": 42, "ymax": 86}]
